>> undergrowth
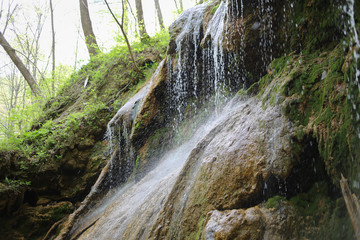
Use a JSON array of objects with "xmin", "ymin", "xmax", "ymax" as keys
[{"xmin": 0, "ymin": 30, "xmax": 170, "ymax": 186}]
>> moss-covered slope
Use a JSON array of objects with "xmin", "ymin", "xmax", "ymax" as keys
[{"xmin": 0, "ymin": 34, "xmax": 168, "ymax": 239}]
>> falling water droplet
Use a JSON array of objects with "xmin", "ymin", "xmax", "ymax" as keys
[{"xmin": 321, "ymin": 71, "xmax": 327, "ymax": 80}]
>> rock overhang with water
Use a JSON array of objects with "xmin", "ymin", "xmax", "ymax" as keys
[{"xmin": 38, "ymin": 0, "xmax": 360, "ymax": 239}]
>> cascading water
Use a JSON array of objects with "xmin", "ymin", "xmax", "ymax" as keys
[
  {"xmin": 345, "ymin": 0, "xmax": 360, "ymax": 126},
  {"xmin": 201, "ymin": 0, "xmax": 247, "ymax": 103},
  {"xmin": 343, "ymin": 0, "xmax": 360, "ymax": 189},
  {"xmin": 62, "ymin": 2, "xmax": 256, "ymax": 238},
  {"xmin": 167, "ymin": 3, "xmax": 208, "ymax": 125},
  {"xmin": 72, "ymin": 98, "xmax": 239, "ymax": 240},
  {"xmin": 58, "ymin": 1, "xmax": 347, "ymax": 239},
  {"xmin": 167, "ymin": 0, "xmax": 247, "ymax": 129},
  {"xmin": 258, "ymin": 0, "xmax": 274, "ymax": 65},
  {"xmin": 103, "ymin": 60, "xmax": 165, "ymax": 187}
]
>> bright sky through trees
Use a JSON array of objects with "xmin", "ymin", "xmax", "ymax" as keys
[{"xmin": 0, "ymin": 0, "xmax": 196, "ymax": 71}]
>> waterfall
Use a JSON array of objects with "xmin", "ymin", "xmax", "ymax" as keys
[
  {"xmin": 204, "ymin": 0, "xmax": 229, "ymax": 103},
  {"xmin": 345, "ymin": 0, "xmax": 360, "ymax": 110},
  {"xmin": 201, "ymin": 0, "xmax": 247, "ymax": 103},
  {"xmin": 167, "ymin": 0, "xmax": 247, "ymax": 129},
  {"xmin": 258, "ymin": 0, "xmax": 274, "ymax": 65},
  {"xmin": 167, "ymin": 3, "xmax": 208, "ymax": 126},
  {"xmin": 62, "ymin": 1, "xmax": 295, "ymax": 239},
  {"xmin": 104, "ymin": 60, "xmax": 165, "ymax": 187},
  {"xmin": 343, "ymin": 0, "xmax": 360, "ymax": 190},
  {"xmin": 72, "ymin": 98, "xmax": 239, "ymax": 240}
]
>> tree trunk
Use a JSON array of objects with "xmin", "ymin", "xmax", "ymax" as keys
[
  {"xmin": 104, "ymin": 0, "xmax": 141, "ymax": 73},
  {"xmin": 154, "ymin": 0, "xmax": 164, "ymax": 30},
  {"xmin": 340, "ymin": 174, "xmax": 360, "ymax": 240},
  {"xmin": 135, "ymin": 0, "xmax": 149, "ymax": 41},
  {"xmin": 179, "ymin": 0, "xmax": 183, "ymax": 12},
  {"xmin": 173, "ymin": 0, "xmax": 179, "ymax": 12},
  {"xmin": 50, "ymin": 0, "xmax": 56, "ymax": 93},
  {"xmin": 79, "ymin": 0, "xmax": 100, "ymax": 57},
  {"xmin": 0, "ymin": 31, "xmax": 42, "ymax": 97},
  {"xmin": 122, "ymin": 0, "xmax": 129, "ymax": 34}
]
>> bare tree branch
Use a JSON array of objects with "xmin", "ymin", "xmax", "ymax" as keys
[
  {"xmin": 173, "ymin": 0, "xmax": 179, "ymax": 12},
  {"xmin": 104, "ymin": 0, "xmax": 140, "ymax": 73},
  {"xmin": 121, "ymin": 0, "xmax": 125, "ymax": 26},
  {"xmin": 126, "ymin": 0, "xmax": 136, "ymax": 22},
  {"xmin": 1, "ymin": 0, "xmax": 18, "ymax": 35},
  {"xmin": 0, "ymin": 31, "xmax": 42, "ymax": 97},
  {"xmin": 50, "ymin": 0, "xmax": 55, "ymax": 92}
]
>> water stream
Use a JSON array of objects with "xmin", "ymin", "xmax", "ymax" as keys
[
  {"xmin": 73, "ymin": 97, "xmax": 238, "ymax": 239},
  {"xmin": 343, "ymin": 0, "xmax": 360, "ymax": 189}
]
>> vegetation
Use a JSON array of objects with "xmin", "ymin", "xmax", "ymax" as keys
[
  {"xmin": 1, "ymin": 28, "xmax": 169, "ymax": 164},
  {"xmin": 265, "ymin": 195, "xmax": 286, "ymax": 209},
  {"xmin": 0, "ymin": 28, "xmax": 169, "ymax": 238},
  {"xmin": 289, "ymin": 182, "xmax": 353, "ymax": 239},
  {"xmin": 257, "ymin": 45, "xmax": 360, "ymax": 191}
]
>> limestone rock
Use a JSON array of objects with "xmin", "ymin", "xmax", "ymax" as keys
[
  {"xmin": 203, "ymin": 203, "xmax": 298, "ymax": 240},
  {"xmin": 150, "ymin": 97, "xmax": 295, "ymax": 239},
  {"xmin": 0, "ymin": 183, "xmax": 25, "ymax": 215}
]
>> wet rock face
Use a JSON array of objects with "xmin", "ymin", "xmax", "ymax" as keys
[
  {"xmin": 203, "ymin": 204, "xmax": 298, "ymax": 240},
  {"xmin": 187, "ymin": 99, "xmax": 294, "ymax": 209},
  {"xmin": 149, "ymin": 97, "xmax": 299, "ymax": 239},
  {"xmin": 164, "ymin": 0, "xmax": 293, "ymax": 131},
  {"xmin": 0, "ymin": 183, "xmax": 25, "ymax": 215},
  {"xmin": 40, "ymin": 0, "xmax": 357, "ymax": 238},
  {"xmin": 169, "ymin": 0, "xmax": 290, "ymax": 85}
]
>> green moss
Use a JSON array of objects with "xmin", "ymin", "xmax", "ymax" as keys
[
  {"xmin": 195, "ymin": 217, "xmax": 206, "ymax": 240},
  {"xmin": 236, "ymin": 88, "xmax": 247, "ymax": 97},
  {"xmin": 135, "ymin": 155, "xmax": 141, "ymax": 169},
  {"xmin": 289, "ymin": 0, "xmax": 345, "ymax": 53},
  {"xmin": 50, "ymin": 202, "xmax": 73, "ymax": 222},
  {"xmin": 289, "ymin": 182, "xmax": 354, "ymax": 239},
  {"xmin": 290, "ymin": 182, "xmax": 330, "ymax": 216},
  {"xmin": 295, "ymin": 126, "xmax": 306, "ymax": 141},
  {"xmin": 265, "ymin": 195, "xmax": 286, "ymax": 209},
  {"xmin": 263, "ymin": 46, "xmax": 360, "ymax": 187},
  {"xmin": 255, "ymin": 41, "xmax": 358, "ymax": 237},
  {"xmin": 210, "ymin": 2, "xmax": 220, "ymax": 14}
]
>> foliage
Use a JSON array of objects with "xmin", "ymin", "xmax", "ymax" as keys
[
  {"xmin": 210, "ymin": 2, "xmax": 220, "ymax": 14},
  {"xmin": 4, "ymin": 177, "xmax": 31, "ymax": 188},
  {"xmin": 0, "ymin": 64, "xmax": 74, "ymax": 145},
  {"xmin": 0, "ymin": 27, "xmax": 170, "ymax": 193},
  {"xmin": 265, "ymin": 195, "xmax": 286, "ymax": 209}
]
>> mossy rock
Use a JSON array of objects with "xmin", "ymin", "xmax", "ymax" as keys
[
  {"xmin": 258, "ymin": 45, "xmax": 359, "ymax": 192},
  {"xmin": 289, "ymin": 182, "xmax": 354, "ymax": 239}
]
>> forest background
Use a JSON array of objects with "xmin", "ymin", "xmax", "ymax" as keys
[{"xmin": 0, "ymin": 0, "xmax": 199, "ymax": 144}]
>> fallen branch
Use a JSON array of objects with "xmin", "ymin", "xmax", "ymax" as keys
[
  {"xmin": 340, "ymin": 174, "xmax": 360, "ymax": 240},
  {"xmin": 52, "ymin": 150, "xmax": 117, "ymax": 240},
  {"xmin": 42, "ymin": 218, "xmax": 65, "ymax": 240}
]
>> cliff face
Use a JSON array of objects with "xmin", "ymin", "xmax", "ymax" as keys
[
  {"xmin": 56, "ymin": 0, "xmax": 360, "ymax": 239},
  {"xmin": 1, "ymin": 0, "xmax": 359, "ymax": 239}
]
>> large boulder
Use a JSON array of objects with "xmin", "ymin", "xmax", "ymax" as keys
[{"xmin": 203, "ymin": 203, "xmax": 298, "ymax": 240}]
